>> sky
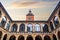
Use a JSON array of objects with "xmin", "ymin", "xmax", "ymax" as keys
[{"xmin": 0, "ymin": 0, "xmax": 60, "ymax": 21}]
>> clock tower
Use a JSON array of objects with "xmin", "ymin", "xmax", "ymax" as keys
[{"xmin": 26, "ymin": 10, "xmax": 34, "ymax": 21}]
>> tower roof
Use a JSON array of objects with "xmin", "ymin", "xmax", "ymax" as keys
[{"xmin": 26, "ymin": 10, "xmax": 34, "ymax": 16}]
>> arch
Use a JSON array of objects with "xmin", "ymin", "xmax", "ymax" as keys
[
  {"xmin": 34, "ymin": 24, "xmax": 40, "ymax": 32},
  {"xmin": 50, "ymin": 22, "xmax": 54, "ymax": 31},
  {"xmin": 44, "ymin": 35, "xmax": 51, "ymax": 40},
  {"xmin": 57, "ymin": 31, "xmax": 60, "ymax": 40},
  {"xmin": 11, "ymin": 24, "xmax": 18, "ymax": 32},
  {"xmin": 19, "ymin": 24, "xmax": 25, "ymax": 32},
  {"xmin": 9, "ymin": 35, "xmax": 16, "ymax": 40},
  {"xmin": 0, "ymin": 31, "xmax": 2, "ymax": 40},
  {"xmin": 1, "ymin": 16, "xmax": 7, "ymax": 27},
  {"xmin": 53, "ymin": 16, "xmax": 59, "ymax": 27},
  {"xmin": 3, "ymin": 34, "xmax": 7, "ymax": 40},
  {"xmin": 43, "ymin": 24, "xmax": 49, "ymax": 32},
  {"xmin": 18, "ymin": 35, "xmax": 24, "ymax": 40},
  {"xmin": 53, "ymin": 34, "xmax": 57, "ymax": 40},
  {"xmin": 27, "ymin": 24, "xmax": 33, "ymax": 32},
  {"xmin": 26, "ymin": 35, "xmax": 33, "ymax": 40},
  {"xmin": 35, "ymin": 35, "xmax": 42, "ymax": 40}
]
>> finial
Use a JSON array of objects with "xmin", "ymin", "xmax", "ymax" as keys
[{"xmin": 29, "ymin": 9, "xmax": 31, "ymax": 13}]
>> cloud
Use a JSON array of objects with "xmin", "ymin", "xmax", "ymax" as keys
[
  {"xmin": 12, "ymin": 2, "xmax": 38, "ymax": 6},
  {"xmin": 6, "ymin": 1, "xmax": 58, "ymax": 9}
]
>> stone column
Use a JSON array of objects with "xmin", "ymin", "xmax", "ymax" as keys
[
  {"xmin": 9, "ymin": 23, "xmax": 13, "ymax": 32},
  {"xmin": 25, "ymin": 24, "xmax": 27, "ymax": 32},
  {"xmin": 17, "ymin": 24, "xmax": 20, "ymax": 32},
  {"xmin": 40, "ymin": 24, "xmax": 42, "ymax": 32},
  {"xmin": 1, "ymin": 34, "xmax": 4, "ymax": 40},
  {"xmin": 48, "ymin": 23, "xmax": 51, "ymax": 32},
  {"xmin": 25, "ymin": 36, "xmax": 26, "ymax": 40},
  {"xmin": 52, "ymin": 20, "xmax": 56, "ymax": 29},
  {"xmin": 57, "ymin": 15, "xmax": 60, "ymax": 24},
  {"xmin": 33, "ymin": 23, "xmax": 35, "ymax": 32},
  {"xmin": 56, "ymin": 34, "xmax": 59, "ymax": 40},
  {"xmin": 25, "ymin": 35, "xmax": 27, "ymax": 40},
  {"xmin": 16, "ymin": 36, "xmax": 18, "ymax": 40},
  {"xmin": 4, "ymin": 22, "xmax": 7, "ymax": 29},
  {"xmin": 33, "ymin": 36, "xmax": 35, "ymax": 40},
  {"xmin": 41, "ymin": 24, "xmax": 43, "ymax": 32},
  {"xmin": 6, "ymin": 34, "xmax": 10, "ymax": 40}
]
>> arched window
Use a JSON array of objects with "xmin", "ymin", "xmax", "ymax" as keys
[
  {"xmin": 44, "ymin": 35, "xmax": 51, "ymax": 40},
  {"xmin": 53, "ymin": 16, "xmax": 59, "ymax": 27},
  {"xmin": 1, "ymin": 16, "xmax": 7, "ymax": 27},
  {"xmin": 27, "ymin": 24, "xmax": 33, "ymax": 32},
  {"xmin": 0, "ymin": 31, "xmax": 2, "ymax": 40},
  {"xmin": 26, "ymin": 35, "xmax": 33, "ymax": 40},
  {"xmin": 5, "ymin": 21, "xmax": 11, "ymax": 30},
  {"xmin": 9, "ymin": 35, "xmax": 16, "ymax": 40},
  {"xmin": 53, "ymin": 34, "xmax": 57, "ymax": 40},
  {"xmin": 19, "ymin": 24, "xmax": 25, "ymax": 32},
  {"xmin": 34, "ymin": 24, "xmax": 40, "ymax": 32},
  {"xmin": 50, "ymin": 22, "xmax": 54, "ymax": 31},
  {"xmin": 18, "ymin": 35, "xmax": 24, "ymax": 40},
  {"xmin": 11, "ymin": 24, "xmax": 18, "ymax": 32},
  {"xmin": 43, "ymin": 24, "xmax": 49, "ymax": 32},
  {"xmin": 57, "ymin": 31, "xmax": 60, "ymax": 40},
  {"xmin": 35, "ymin": 35, "xmax": 42, "ymax": 40},
  {"xmin": 3, "ymin": 34, "xmax": 7, "ymax": 40}
]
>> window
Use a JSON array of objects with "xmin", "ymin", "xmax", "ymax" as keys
[
  {"xmin": 43, "ymin": 24, "xmax": 49, "ymax": 32},
  {"xmin": 27, "ymin": 24, "xmax": 33, "ymax": 32},
  {"xmin": 53, "ymin": 16, "xmax": 59, "ymax": 27},
  {"xmin": 11, "ymin": 24, "xmax": 18, "ymax": 32},
  {"xmin": 34, "ymin": 24, "xmax": 40, "ymax": 32},
  {"xmin": 5, "ymin": 21, "xmax": 11, "ymax": 30},
  {"xmin": 19, "ymin": 24, "xmax": 25, "ymax": 32},
  {"xmin": 1, "ymin": 16, "xmax": 7, "ymax": 27}
]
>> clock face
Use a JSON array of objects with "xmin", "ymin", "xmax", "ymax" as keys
[
  {"xmin": 26, "ymin": 16, "xmax": 34, "ymax": 21},
  {"xmin": 28, "ymin": 17, "xmax": 31, "ymax": 20}
]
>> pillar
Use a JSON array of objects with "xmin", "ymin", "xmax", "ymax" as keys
[
  {"xmin": 9, "ymin": 23, "xmax": 13, "ymax": 32},
  {"xmin": 25, "ymin": 24, "xmax": 27, "ymax": 32},
  {"xmin": 48, "ymin": 23, "xmax": 51, "ymax": 32},
  {"xmin": 17, "ymin": 24, "xmax": 20, "ymax": 32},
  {"xmin": 33, "ymin": 23, "xmax": 35, "ymax": 32}
]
